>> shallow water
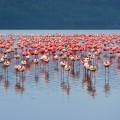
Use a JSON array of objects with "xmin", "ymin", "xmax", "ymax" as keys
[{"xmin": 0, "ymin": 30, "xmax": 120, "ymax": 120}]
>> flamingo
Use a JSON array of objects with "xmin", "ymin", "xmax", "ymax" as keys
[
  {"xmin": 103, "ymin": 60, "xmax": 111, "ymax": 68},
  {"xmin": 3, "ymin": 59, "xmax": 10, "ymax": 67}
]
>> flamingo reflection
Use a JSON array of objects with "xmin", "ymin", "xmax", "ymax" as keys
[
  {"xmin": 104, "ymin": 67, "xmax": 110, "ymax": 96},
  {"xmin": 15, "ymin": 71, "xmax": 25, "ymax": 94}
]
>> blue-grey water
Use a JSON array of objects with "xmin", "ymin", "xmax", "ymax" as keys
[
  {"xmin": 0, "ymin": 29, "xmax": 120, "ymax": 34},
  {"xmin": 0, "ymin": 0, "xmax": 120, "ymax": 29},
  {"xmin": 0, "ymin": 30, "xmax": 120, "ymax": 120}
]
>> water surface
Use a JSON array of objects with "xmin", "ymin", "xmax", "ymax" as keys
[{"xmin": 0, "ymin": 30, "xmax": 120, "ymax": 120}]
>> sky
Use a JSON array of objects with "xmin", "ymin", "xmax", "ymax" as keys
[{"xmin": 0, "ymin": 0, "xmax": 120, "ymax": 29}]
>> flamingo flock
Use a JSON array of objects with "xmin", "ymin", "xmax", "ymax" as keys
[{"xmin": 0, "ymin": 33, "xmax": 120, "ymax": 96}]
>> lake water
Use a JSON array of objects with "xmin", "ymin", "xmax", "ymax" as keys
[
  {"xmin": 0, "ymin": 29, "xmax": 120, "ymax": 34},
  {"xmin": 0, "ymin": 30, "xmax": 120, "ymax": 120}
]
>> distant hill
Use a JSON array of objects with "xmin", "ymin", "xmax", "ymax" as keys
[{"xmin": 0, "ymin": 0, "xmax": 120, "ymax": 29}]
